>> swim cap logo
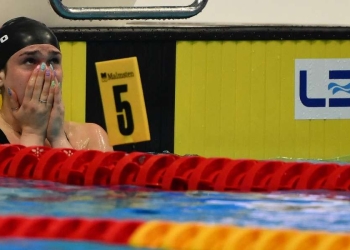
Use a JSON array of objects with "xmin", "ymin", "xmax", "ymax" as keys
[{"xmin": 0, "ymin": 35, "xmax": 8, "ymax": 43}]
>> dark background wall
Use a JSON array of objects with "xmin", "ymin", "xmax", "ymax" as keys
[
  {"xmin": 85, "ymin": 41, "xmax": 176, "ymax": 153},
  {"xmin": 53, "ymin": 26, "xmax": 350, "ymax": 154}
]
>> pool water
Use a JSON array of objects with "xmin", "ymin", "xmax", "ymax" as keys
[
  {"xmin": 0, "ymin": 239, "xmax": 152, "ymax": 250},
  {"xmin": 0, "ymin": 177, "xmax": 349, "ymax": 248}
]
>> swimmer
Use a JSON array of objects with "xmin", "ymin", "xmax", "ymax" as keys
[{"xmin": 0, "ymin": 17, "xmax": 113, "ymax": 151}]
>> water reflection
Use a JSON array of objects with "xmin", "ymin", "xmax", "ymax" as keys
[{"xmin": 0, "ymin": 177, "xmax": 349, "ymax": 232}]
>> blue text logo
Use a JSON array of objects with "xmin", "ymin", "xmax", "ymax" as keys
[{"xmin": 299, "ymin": 70, "xmax": 350, "ymax": 108}]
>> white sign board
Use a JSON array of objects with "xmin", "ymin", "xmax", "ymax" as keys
[{"xmin": 295, "ymin": 59, "xmax": 350, "ymax": 119}]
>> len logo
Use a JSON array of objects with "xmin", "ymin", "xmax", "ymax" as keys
[
  {"xmin": 299, "ymin": 70, "xmax": 350, "ymax": 107},
  {"xmin": 295, "ymin": 59, "xmax": 350, "ymax": 119}
]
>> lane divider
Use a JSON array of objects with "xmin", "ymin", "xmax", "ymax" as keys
[
  {"xmin": 0, "ymin": 216, "xmax": 347, "ymax": 250},
  {"xmin": 0, "ymin": 144, "xmax": 350, "ymax": 191},
  {"xmin": 129, "ymin": 220, "xmax": 350, "ymax": 250},
  {"xmin": 0, "ymin": 145, "xmax": 349, "ymax": 249},
  {"xmin": 0, "ymin": 216, "xmax": 143, "ymax": 245}
]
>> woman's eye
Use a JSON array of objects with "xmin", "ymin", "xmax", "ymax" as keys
[
  {"xmin": 49, "ymin": 58, "xmax": 60, "ymax": 65},
  {"xmin": 24, "ymin": 58, "xmax": 36, "ymax": 64}
]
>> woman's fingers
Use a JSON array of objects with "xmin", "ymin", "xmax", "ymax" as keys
[
  {"xmin": 39, "ymin": 65, "xmax": 54, "ymax": 104},
  {"xmin": 7, "ymin": 87, "xmax": 20, "ymax": 111},
  {"xmin": 46, "ymin": 78, "xmax": 56, "ymax": 107},
  {"xmin": 55, "ymin": 81, "xmax": 62, "ymax": 104},
  {"xmin": 21, "ymin": 63, "xmax": 56, "ymax": 109},
  {"xmin": 32, "ymin": 62, "xmax": 48, "ymax": 102},
  {"xmin": 22, "ymin": 64, "xmax": 40, "ymax": 103},
  {"xmin": 46, "ymin": 79, "xmax": 65, "ymax": 145},
  {"xmin": 50, "ymin": 72, "xmax": 62, "ymax": 105}
]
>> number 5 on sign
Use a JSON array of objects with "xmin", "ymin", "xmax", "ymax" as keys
[{"xmin": 95, "ymin": 57, "xmax": 150, "ymax": 145}]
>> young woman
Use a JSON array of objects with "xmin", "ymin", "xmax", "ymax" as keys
[{"xmin": 0, "ymin": 17, "xmax": 113, "ymax": 151}]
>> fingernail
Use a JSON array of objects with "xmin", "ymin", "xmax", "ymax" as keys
[
  {"xmin": 51, "ymin": 81, "xmax": 56, "ymax": 87},
  {"xmin": 58, "ymin": 82, "xmax": 61, "ymax": 89},
  {"xmin": 40, "ymin": 62, "xmax": 46, "ymax": 71},
  {"xmin": 50, "ymin": 64, "xmax": 54, "ymax": 70},
  {"xmin": 7, "ymin": 87, "xmax": 11, "ymax": 96},
  {"xmin": 45, "ymin": 69, "xmax": 50, "ymax": 77}
]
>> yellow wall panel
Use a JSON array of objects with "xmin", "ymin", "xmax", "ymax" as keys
[
  {"xmin": 249, "ymin": 41, "xmax": 266, "ymax": 159},
  {"xmin": 60, "ymin": 42, "xmax": 72, "ymax": 121},
  {"xmin": 70, "ymin": 42, "xmax": 87, "ymax": 123},
  {"xmin": 190, "ymin": 42, "xmax": 207, "ymax": 154},
  {"xmin": 175, "ymin": 40, "xmax": 350, "ymax": 160},
  {"xmin": 264, "ymin": 41, "xmax": 281, "ymax": 158},
  {"xmin": 205, "ymin": 42, "xmax": 223, "ymax": 157},
  {"xmin": 279, "ymin": 41, "xmax": 296, "ymax": 159},
  {"xmin": 175, "ymin": 42, "xmax": 193, "ymax": 154},
  {"xmin": 234, "ymin": 41, "xmax": 252, "ymax": 158},
  {"xmin": 60, "ymin": 42, "xmax": 87, "ymax": 123},
  {"xmin": 219, "ymin": 42, "xmax": 237, "ymax": 157}
]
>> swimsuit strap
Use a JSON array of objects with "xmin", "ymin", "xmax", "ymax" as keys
[{"xmin": 0, "ymin": 129, "xmax": 10, "ymax": 144}]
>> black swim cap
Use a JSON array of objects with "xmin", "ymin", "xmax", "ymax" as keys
[{"xmin": 0, "ymin": 17, "xmax": 60, "ymax": 69}]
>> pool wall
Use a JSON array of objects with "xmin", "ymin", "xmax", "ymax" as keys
[{"xmin": 11, "ymin": 26, "xmax": 350, "ymax": 159}]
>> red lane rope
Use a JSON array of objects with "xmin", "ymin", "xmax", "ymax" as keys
[
  {"xmin": 0, "ymin": 144, "xmax": 349, "ymax": 192},
  {"xmin": 0, "ymin": 215, "xmax": 143, "ymax": 244}
]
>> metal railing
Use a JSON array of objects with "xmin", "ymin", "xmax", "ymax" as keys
[{"xmin": 49, "ymin": 0, "xmax": 208, "ymax": 20}]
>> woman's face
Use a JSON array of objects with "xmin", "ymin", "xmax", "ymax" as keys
[{"xmin": 1, "ymin": 44, "xmax": 62, "ymax": 104}]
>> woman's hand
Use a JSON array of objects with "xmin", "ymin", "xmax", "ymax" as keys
[
  {"xmin": 46, "ymin": 78, "xmax": 72, "ymax": 148},
  {"xmin": 7, "ymin": 63, "xmax": 55, "ymax": 146}
]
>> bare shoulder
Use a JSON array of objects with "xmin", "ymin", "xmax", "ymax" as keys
[
  {"xmin": 64, "ymin": 121, "xmax": 113, "ymax": 151},
  {"xmin": 65, "ymin": 121, "xmax": 104, "ymax": 133}
]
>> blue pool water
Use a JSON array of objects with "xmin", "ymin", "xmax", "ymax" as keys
[
  {"xmin": 0, "ymin": 177, "xmax": 349, "ymax": 248},
  {"xmin": 0, "ymin": 239, "xmax": 151, "ymax": 250},
  {"xmin": 1, "ymin": 177, "xmax": 350, "ymax": 232}
]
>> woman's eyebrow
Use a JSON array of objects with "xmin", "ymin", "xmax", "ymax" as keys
[
  {"xmin": 49, "ymin": 51, "xmax": 62, "ymax": 56},
  {"xmin": 18, "ymin": 50, "xmax": 41, "ymax": 57},
  {"xmin": 18, "ymin": 50, "xmax": 61, "ymax": 57}
]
